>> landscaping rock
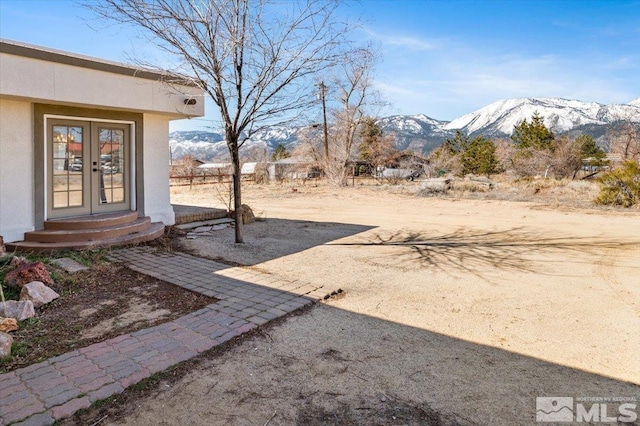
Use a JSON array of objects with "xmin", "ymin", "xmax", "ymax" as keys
[
  {"xmin": 20, "ymin": 281, "xmax": 60, "ymax": 308},
  {"xmin": 0, "ymin": 332, "xmax": 12, "ymax": 357},
  {"xmin": 415, "ymin": 178, "xmax": 452, "ymax": 196},
  {"xmin": 9, "ymin": 256, "xmax": 28, "ymax": 267},
  {"xmin": 0, "ymin": 318, "xmax": 18, "ymax": 333},
  {"xmin": 0, "ymin": 236, "xmax": 5, "ymax": 257},
  {"xmin": 241, "ymin": 204, "xmax": 256, "ymax": 224},
  {"xmin": 0, "ymin": 300, "xmax": 35, "ymax": 321},
  {"xmin": 193, "ymin": 225, "xmax": 229, "ymax": 233},
  {"xmin": 4, "ymin": 261, "xmax": 54, "ymax": 288},
  {"xmin": 51, "ymin": 257, "xmax": 89, "ymax": 273},
  {"xmin": 193, "ymin": 226, "xmax": 213, "ymax": 233}
]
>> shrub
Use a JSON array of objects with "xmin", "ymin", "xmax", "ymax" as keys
[
  {"xmin": 594, "ymin": 161, "xmax": 640, "ymax": 207},
  {"xmin": 461, "ymin": 136, "xmax": 498, "ymax": 176}
]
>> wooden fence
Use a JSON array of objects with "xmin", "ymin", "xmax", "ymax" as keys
[{"xmin": 169, "ymin": 173, "xmax": 255, "ymax": 187}]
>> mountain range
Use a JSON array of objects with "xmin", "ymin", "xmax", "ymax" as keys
[{"xmin": 170, "ymin": 97, "xmax": 640, "ymax": 161}]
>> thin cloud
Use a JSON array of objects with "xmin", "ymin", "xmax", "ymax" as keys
[
  {"xmin": 363, "ymin": 27, "xmax": 437, "ymax": 51},
  {"xmin": 375, "ymin": 43, "xmax": 638, "ymax": 120}
]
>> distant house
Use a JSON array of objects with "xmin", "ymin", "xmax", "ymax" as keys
[
  {"xmin": 198, "ymin": 162, "xmax": 232, "ymax": 175},
  {"xmin": 170, "ymin": 157, "xmax": 205, "ymax": 176},
  {"xmin": 0, "ymin": 39, "xmax": 204, "ymax": 249},
  {"xmin": 241, "ymin": 162, "xmax": 257, "ymax": 175},
  {"xmin": 268, "ymin": 158, "xmax": 318, "ymax": 181},
  {"xmin": 194, "ymin": 161, "xmax": 258, "ymax": 177},
  {"xmin": 605, "ymin": 153, "xmax": 623, "ymax": 166}
]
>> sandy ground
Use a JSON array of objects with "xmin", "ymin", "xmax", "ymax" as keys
[{"xmin": 109, "ymin": 182, "xmax": 640, "ymax": 425}]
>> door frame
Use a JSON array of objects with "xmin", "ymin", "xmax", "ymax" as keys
[{"xmin": 43, "ymin": 114, "xmax": 137, "ymax": 220}]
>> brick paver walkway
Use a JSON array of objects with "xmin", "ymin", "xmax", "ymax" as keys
[{"xmin": 0, "ymin": 247, "xmax": 339, "ymax": 425}]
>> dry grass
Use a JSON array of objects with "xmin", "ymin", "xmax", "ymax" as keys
[
  {"xmin": 171, "ymin": 173, "xmax": 640, "ymax": 213},
  {"xmin": 436, "ymin": 175, "xmax": 618, "ymax": 210}
]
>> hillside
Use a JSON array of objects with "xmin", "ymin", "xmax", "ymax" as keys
[{"xmin": 170, "ymin": 97, "xmax": 640, "ymax": 160}]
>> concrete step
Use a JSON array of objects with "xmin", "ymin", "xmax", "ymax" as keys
[
  {"xmin": 25, "ymin": 217, "xmax": 152, "ymax": 243},
  {"xmin": 6, "ymin": 222, "xmax": 165, "ymax": 253},
  {"xmin": 44, "ymin": 211, "xmax": 139, "ymax": 231}
]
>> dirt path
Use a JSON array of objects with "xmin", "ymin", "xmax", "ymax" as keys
[{"xmin": 106, "ymin": 183, "xmax": 640, "ymax": 425}]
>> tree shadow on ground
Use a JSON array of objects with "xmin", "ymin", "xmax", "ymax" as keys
[
  {"xmin": 177, "ymin": 218, "xmax": 376, "ymax": 266},
  {"xmin": 331, "ymin": 227, "xmax": 640, "ymax": 277}
]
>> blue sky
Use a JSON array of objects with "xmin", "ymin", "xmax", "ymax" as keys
[{"xmin": 1, "ymin": 0, "xmax": 639, "ymax": 132}]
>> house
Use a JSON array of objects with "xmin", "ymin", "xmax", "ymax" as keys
[
  {"xmin": 197, "ymin": 162, "xmax": 233, "ymax": 175},
  {"xmin": 0, "ymin": 39, "xmax": 204, "ymax": 250},
  {"xmin": 169, "ymin": 157, "xmax": 205, "ymax": 176},
  {"xmin": 268, "ymin": 158, "xmax": 319, "ymax": 181}
]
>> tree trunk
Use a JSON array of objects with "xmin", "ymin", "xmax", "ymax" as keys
[{"xmin": 229, "ymin": 138, "xmax": 244, "ymax": 243}]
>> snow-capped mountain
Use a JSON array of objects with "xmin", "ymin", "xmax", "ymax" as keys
[
  {"xmin": 170, "ymin": 126, "xmax": 304, "ymax": 161},
  {"xmin": 445, "ymin": 97, "xmax": 640, "ymax": 136},
  {"xmin": 376, "ymin": 114, "xmax": 454, "ymax": 153},
  {"xmin": 170, "ymin": 96, "xmax": 640, "ymax": 159},
  {"xmin": 170, "ymin": 132, "xmax": 227, "ymax": 160}
]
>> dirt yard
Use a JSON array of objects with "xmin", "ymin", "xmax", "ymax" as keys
[{"xmin": 85, "ymin": 180, "xmax": 639, "ymax": 425}]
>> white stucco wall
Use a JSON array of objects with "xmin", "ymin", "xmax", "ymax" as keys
[
  {"xmin": 0, "ymin": 99, "xmax": 34, "ymax": 242},
  {"xmin": 0, "ymin": 41, "xmax": 204, "ymax": 241},
  {"xmin": 142, "ymin": 114, "xmax": 175, "ymax": 226},
  {"xmin": 0, "ymin": 52, "xmax": 204, "ymax": 118}
]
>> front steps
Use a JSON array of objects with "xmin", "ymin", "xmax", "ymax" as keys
[{"xmin": 6, "ymin": 211, "xmax": 164, "ymax": 252}]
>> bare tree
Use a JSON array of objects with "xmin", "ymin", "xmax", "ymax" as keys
[
  {"xmin": 295, "ymin": 126, "xmax": 325, "ymax": 165},
  {"xmin": 606, "ymin": 119, "xmax": 640, "ymax": 163},
  {"xmin": 170, "ymin": 154, "xmax": 200, "ymax": 177},
  {"xmin": 240, "ymin": 145, "xmax": 269, "ymax": 183},
  {"xmin": 549, "ymin": 135, "xmax": 582, "ymax": 178},
  {"xmin": 426, "ymin": 145, "xmax": 462, "ymax": 177},
  {"xmin": 493, "ymin": 138, "xmax": 514, "ymax": 174},
  {"xmin": 91, "ymin": 0, "xmax": 352, "ymax": 242},
  {"xmin": 357, "ymin": 116, "xmax": 396, "ymax": 172},
  {"xmin": 324, "ymin": 47, "xmax": 381, "ymax": 186}
]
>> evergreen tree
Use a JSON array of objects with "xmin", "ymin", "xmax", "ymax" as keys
[
  {"xmin": 511, "ymin": 112, "xmax": 555, "ymax": 151},
  {"xmin": 357, "ymin": 117, "xmax": 383, "ymax": 161},
  {"xmin": 440, "ymin": 131, "xmax": 498, "ymax": 176},
  {"xmin": 576, "ymin": 134, "xmax": 606, "ymax": 164},
  {"xmin": 356, "ymin": 117, "xmax": 396, "ymax": 167},
  {"xmin": 445, "ymin": 130, "xmax": 470, "ymax": 154},
  {"xmin": 270, "ymin": 143, "xmax": 291, "ymax": 161},
  {"xmin": 461, "ymin": 136, "xmax": 499, "ymax": 176}
]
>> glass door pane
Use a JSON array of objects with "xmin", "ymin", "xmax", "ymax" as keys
[
  {"xmin": 48, "ymin": 120, "xmax": 90, "ymax": 219},
  {"xmin": 92, "ymin": 122, "xmax": 129, "ymax": 213},
  {"xmin": 52, "ymin": 125, "xmax": 84, "ymax": 208},
  {"xmin": 98, "ymin": 128, "xmax": 125, "ymax": 204}
]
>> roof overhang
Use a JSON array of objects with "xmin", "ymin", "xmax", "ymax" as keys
[{"xmin": 0, "ymin": 39, "xmax": 205, "ymax": 119}]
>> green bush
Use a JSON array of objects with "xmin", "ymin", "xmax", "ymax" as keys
[
  {"xmin": 594, "ymin": 161, "xmax": 640, "ymax": 207},
  {"xmin": 461, "ymin": 136, "xmax": 498, "ymax": 176}
]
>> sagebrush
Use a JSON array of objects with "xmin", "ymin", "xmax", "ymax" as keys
[{"xmin": 594, "ymin": 161, "xmax": 640, "ymax": 207}]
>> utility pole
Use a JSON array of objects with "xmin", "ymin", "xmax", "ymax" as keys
[{"xmin": 318, "ymin": 81, "xmax": 329, "ymax": 159}]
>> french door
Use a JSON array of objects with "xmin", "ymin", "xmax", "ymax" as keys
[{"xmin": 48, "ymin": 119, "xmax": 131, "ymax": 219}]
